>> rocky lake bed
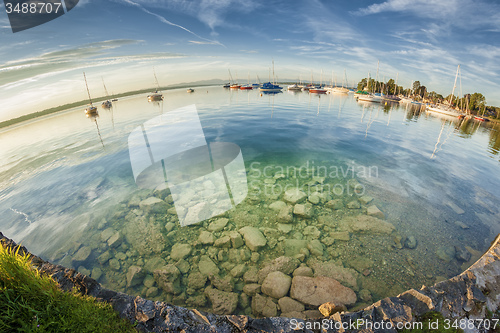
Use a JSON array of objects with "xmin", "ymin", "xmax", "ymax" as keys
[{"xmin": 48, "ymin": 161, "xmax": 487, "ymax": 318}]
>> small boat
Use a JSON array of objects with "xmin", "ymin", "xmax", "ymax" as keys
[
  {"xmin": 259, "ymin": 82, "xmax": 283, "ymax": 92},
  {"xmin": 330, "ymin": 87, "xmax": 349, "ymax": 94},
  {"xmin": 230, "ymin": 84, "xmax": 241, "ymax": 89},
  {"xmin": 187, "ymin": 88, "xmax": 194, "ymax": 93},
  {"xmin": 147, "ymin": 68, "xmax": 163, "ymax": 101},
  {"xmin": 357, "ymin": 93, "xmax": 382, "ymax": 103},
  {"xmin": 240, "ymin": 85, "xmax": 253, "ymax": 90},
  {"xmin": 223, "ymin": 83, "xmax": 230, "ymax": 88},
  {"xmin": 287, "ymin": 84, "xmax": 302, "ymax": 91},
  {"xmin": 83, "ymin": 72, "xmax": 98, "ymax": 116},
  {"xmin": 382, "ymin": 95, "xmax": 401, "ymax": 102},
  {"xmin": 309, "ymin": 86, "xmax": 327, "ymax": 94},
  {"xmin": 426, "ymin": 65, "xmax": 465, "ymax": 118},
  {"xmin": 473, "ymin": 115, "xmax": 489, "ymax": 122},
  {"xmin": 111, "ymin": 98, "xmax": 118, "ymax": 102},
  {"xmin": 101, "ymin": 78, "xmax": 112, "ymax": 108}
]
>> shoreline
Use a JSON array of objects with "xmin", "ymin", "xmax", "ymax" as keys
[{"xmin": 0, "ymin": 82, "xmax": 220, "ymax": 130}]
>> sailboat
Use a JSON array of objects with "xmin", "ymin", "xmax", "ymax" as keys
[
  {"xmin": 426, "ymin": 65, "xmax": 464, "ymax": 118},
  {"xmin": 147, "ymin": 68, "xmax": 163, "ymax": 102},
  {"xmin": 83, "ymin": 72, "xmax": 98, "ymax": 116},
  {"xmin": 259, "ymin": 61, "xmax": 282, "ymax": 92},
  {"xmin": 101, "ymin": 78, "xmax": 112, "ymax": 108},
  {"xmin": 357, "ymin": 71, "xmax": 382, "ymax": 103},
  {"xmin": 330, "ymin": 69, "xmax": 349, "ymax": 94},
  {"xmin": 309, "ymin": 70, "xmax": 327, "ymax": 94},
  {"xmin": 240, "ymin": 72, "xmax": 253, "ymax": 90}
]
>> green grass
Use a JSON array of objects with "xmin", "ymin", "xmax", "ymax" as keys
[{"xmin": 0, "ymin": 244, "xmax": 137, "ymax": 332}]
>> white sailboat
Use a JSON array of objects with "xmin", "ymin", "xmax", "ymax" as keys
[
  {"xmin": 147, "ymin": 67, "xmax": 163, "ymax": 102},
  {"xmin": 426, "ymin": 65, "xmax": 464, "ymax": 118},
  {"xmin": 101, "ymin": 77, "xmax": 112, "ymax": 108},
  {"xmin": 83, "ymin": 72, "xmax": 98, "ymax": 116}
]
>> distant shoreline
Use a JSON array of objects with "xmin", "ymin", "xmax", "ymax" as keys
[{"xmin": 0, "ymin": 82, "xmax": 221, "ymax": 130}]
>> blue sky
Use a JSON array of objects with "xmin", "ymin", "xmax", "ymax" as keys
[{"xmin": 1, "ymin": 0, "xmax": 499, "ymax": 120}]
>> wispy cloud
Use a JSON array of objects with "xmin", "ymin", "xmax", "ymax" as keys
[
  {"xmin": 119, "ymin": 0, "xmax": 225, "ymax": 46},
  {"xmin": 0, "ymin": 40, "xmax": 185, "ymax": 89}
]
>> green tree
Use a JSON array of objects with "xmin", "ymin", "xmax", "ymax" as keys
[
  {"xmin": 412, "ymin": 81, "xmax": 421, "ymax": 94},
  {"xmin": 468, "ymin": 92, "xmax": 486, "ymax": 112}
]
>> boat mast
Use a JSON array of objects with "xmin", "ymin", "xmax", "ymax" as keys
[
  {"xmin": 153, "ymin": 67, "xmax": 160, "ymax": 91},
  {"xmin": 102, "ymin": 77, "xmax": 109, "ymax": 98},
  {"xmin": 83, "ymin": 72, "xmax": 93, "ymax": 106},
  {"xmin": 395, "ymin": 72, "xmax": 399, "ymax": 96},
  {"xmin": 375, "ymin": 60, "xmax": 380, "ymax": 93},
  {"xmin": 272, "ymin": 60, "xmax": 275, "ymax": 84},
  {"xmin": 449, "ymin": 64, "xmax": 460, "ymax": 106}
]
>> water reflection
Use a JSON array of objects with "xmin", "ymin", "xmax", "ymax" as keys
[{"xmin": 488, "ymin": 125, "xmax": 500, "ymax": 157}]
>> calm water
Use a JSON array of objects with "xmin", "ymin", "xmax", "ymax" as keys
[{"xmin": 1, "ymin": 86, "xmax": 500, "ymax": 316}]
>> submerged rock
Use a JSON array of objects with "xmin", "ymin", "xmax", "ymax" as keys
[
  {"xmin": 198, "ymin": 231, "xmax": 214, "ymax": 245},
  {"xmin": 436, "ymin": 246, "xmax": 456, "ymax": 262},
  {"xmin": 73, "ymin": 246, "xmax": 91, "ymax": 263},
  {"xmin": 366, "ymin": 205, "xmax": 385, "ymax": 219},
  {"xmin": 404, "ymin": 236, "xmax": 418, "ymax": 249},
  {"xmin": 278, "ymin": 297, "xmax": 305, "ymax": 313},
  {"xmin": 325, "ymin": 199, "xmax": 343, "ymax": 210},
  {"xmin": 277, "ymin": 205, "xmax": 293, "ymax": 223},
  {"xmin": 139, "ymin": 197, "xmax": 168, "ymax": 213},
  {"xmin": 127, "ymin": 265, "xmax": 145, "ymax": 287},
  {"xmin": 311, "ymin": 261, "xmax": 358, "ymax": 289},
  {"xmin": 283, "ymin": 188, "xmax": 307, "ymax": 204},
  {"xmin": 257, "ymin": 256, "xmax": 300, "ymax": 283},
  {"xmin": 251, "ymin": 294, "xmax": 277, "ymax": 317},
  {"xmin": 154, "ymin": 264, "xmax": 181, "ymax": 294},
  {"xmin": 283, "ymin": 239, "xmax": 308, "ymax": 257},
  {"xmin": 208, "ymin": 218, "xmax": 229, "ymax": 232},
  {"xmin": 359, "ymin": 196, "xmax": 374, "ymax": 205},
  {"xmin": 269, "ymin": 200, "xmax": 287, "ymax": 211},
  {"xmin": 290, "ymin": 276, "xmax": 356, "ymax": 306},
  {"xmin": 205, "ymin": 287, "xmax": 238, "ymax": 315},
  {"xmin": 293, "ymin": 204, "xmax": 313, "ymax": 218},
  {"xmin": 261, "ymin": 271, "xmax": 292, "ymax": 299},
  {"xmin": 170, "ymin": 243, "xmax": 192, "ymax": 261},
  {"xmin": 238, "ymin": 226, "xmax": 267, "ymax": 251},
  {"xmin": 347, "ymin": 200, "xmax": 361, "ymax": 209},
  {"xmin": 198, "ymin": 255, "xmax": 220, "ymax": 276},
  {"xmin": 340, "ymin": 215, "xmax": 395, "ymax": 234}
]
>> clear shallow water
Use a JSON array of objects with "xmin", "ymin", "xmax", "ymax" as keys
[{"xmin": 1, "ymin": 86, "xmax": 500, "ymax": 316}]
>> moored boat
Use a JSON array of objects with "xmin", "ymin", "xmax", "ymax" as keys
[
  {"xmin": 147, "ymin": 68, "xmax": 163, "ymax": 101},
  {"xmin": 309, "ymin": 86, "xmax": 327, "ymax": 94},
  {"xmin": 287, "ymin": 84, "xmax": 302, "ymax": 91},
  {"xmin": 83, "ymin": 72, "xmax": 98, "ymax": 116},
  {"xmin": 259, "ymin": 82, "xmax": 283, "ymax": 92},
  {"xmin": 187, "ymin": 88, "xmax": 194, "ymax": 93}
]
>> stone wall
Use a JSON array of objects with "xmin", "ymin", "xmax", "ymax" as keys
[{"xmin": 1, "ymin": 231, "xmax": 499, "ymax": 333}]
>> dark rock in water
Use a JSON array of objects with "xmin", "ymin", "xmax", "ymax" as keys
[
  {"xmin": 455, "ymin": 246, "xmax": 472, "ymax": 262},
  {"xmin": 325, "ymin": 199, "xmax": 344, "ymax": 210},
  {"xmin": 436, "ymin": 246, "xmax": 456, "ymax": 262},
  {"xmin": 347, "ymin": 200, "xmax": 361, "ymax": 209},
  {"xmin": 404, "ymin": 236, "xmax": 418, "ymax": 249}
]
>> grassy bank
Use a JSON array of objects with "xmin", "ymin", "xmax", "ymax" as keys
[{"xmin": 0, "ymin": 244, "xmax": 136, "ymax": 332}]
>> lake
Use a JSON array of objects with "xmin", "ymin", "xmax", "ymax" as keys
[{"xmin": 1, "ymin": 86, "xmax": 500, "ymax": 316}]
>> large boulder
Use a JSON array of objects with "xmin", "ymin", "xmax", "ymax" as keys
[
  {"xmin": 251, "ymin": 294, "xmax": 277, "ymax": 317},
  {"xmin": 238, "ymin": 226, "xmax": 267, "ymax": 251},
  {"xmin": 261, "ymin": 271, "xmax": 292, "ymax": 299},
  {"xmin": 290, "ymin": 276, "xmax": 357, "ymax": 306},
  {"xmin": 198, "ymin": 255, "xmax": 220, "ymax": 276}
]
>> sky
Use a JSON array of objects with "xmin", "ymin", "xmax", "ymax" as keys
[{"xmin": 0, "ymin": 0, "xmax": 499, "ymax": 121}]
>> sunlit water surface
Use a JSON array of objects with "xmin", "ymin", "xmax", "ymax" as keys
[{"xmin": 1, "ymin": 86, "xmax": 500, "ymax": 316}]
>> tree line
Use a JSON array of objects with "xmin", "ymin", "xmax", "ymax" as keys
[{"xmin": 356, "ymin": 78, "xmax": 498, "ymax": 119}]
